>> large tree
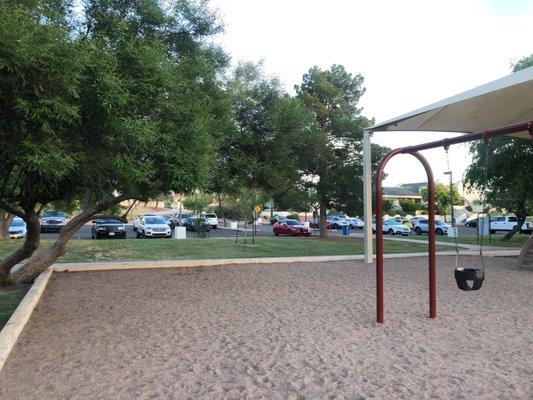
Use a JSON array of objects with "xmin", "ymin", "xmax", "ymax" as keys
[
  {"xmin": 295, "ymin": 65, "xmax": 375, "ymax": 237},
  {"xmin": 465, "ymin": 54, "xmax": 533, "ymax": 241},
  {"xmin": 0, "ymin": 0, "xmax": 231, "ymax": 284},
  {"xmin": 210, "ymin": 62, "xmax": 312, "ymax": 217}
]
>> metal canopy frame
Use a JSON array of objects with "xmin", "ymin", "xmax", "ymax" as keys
[{"xmin": 374, "ymin": 120, "xmax": 532, "ymax": 324}]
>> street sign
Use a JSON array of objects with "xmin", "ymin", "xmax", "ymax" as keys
[{"xmin": 254, "ymin": 204, "xmax": 261, "ymax": 213}]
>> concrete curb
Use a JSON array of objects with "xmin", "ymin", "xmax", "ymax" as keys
[
  {"xmin": 0, "ymin": 268, "xmax": 52, "ymax": 372},
  {"xmin": 0, "ymin": 249, "xmax": 519, "ymax": 373},
  {"xmin": 52, "ymin": 250, "xmax": 520, "ymax": 273}
]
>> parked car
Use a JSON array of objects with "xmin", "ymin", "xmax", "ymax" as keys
[
  {"xmin": 8, "ymin": 217, "xmax": 27, "ymax": 239},
  {"xmin": 309, "ymin": 219, "xmax": 332, "ymax": 229},
  {"xmin": 273, "ymin": 219, "xmax": 311, "ymax": 236},
  {"xmin": 409, "ymin": 216, "xmax": 425, "ymax": 226},
  {"xmin": 133, "ymin": 213, "xmax": 157, "ymax": 231},
  {"xmin": 136, "ymin": 215, "xmax": 171, "ymax": 238},
  {"xmin": 183, "ymin": 217, "xmax": 210, "ymax": 232},
  {"xmin": 464, "ymin": 218, "xmax": 477, "ymax": 228},
  {"xmin": 41, "ymin": 210, "xmax": 67, "ymax": 233},
  {"xmin": 413, "ymin": 219, "xmax": 450, "ymax": 235},
  {"xmin": 327, "ymin": 216, "xmax": 349, "ymax": 229},
  {"xmin": 270, "ymin": 214, "xmax": 287, "ymax": 225},
  {"xmin": 91, "ymin": 219, "xmax": 126, "ymax": 239},
  {"xmin": 490, "ymin": 216, "xmax": 532, "ymax": 234},
  {"xmin": 175, "ymin": 213, "xmax": 193, "ymax": 226},
  {"xmin": 372, "ymin": 219, "xmax": 411, "ymax": 236},
  {"xmin": 345, "ymin": 217, "xmax": 364, "ymax": 229},
  {"xmin": 393, "ymin": 217, "xmax": 413, "ymax": 229},
  {"xmin": 201, "ymin": 212, "xmax": 219, "ymax": 229}
]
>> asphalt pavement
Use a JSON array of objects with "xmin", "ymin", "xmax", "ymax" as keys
[{"xmin": 39, "ymin": 221, "xmax": 482, "ymax": 240}]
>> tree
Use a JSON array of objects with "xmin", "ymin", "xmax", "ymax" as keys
[
  {"xmin": 399, "ymin": 199, "xmax": 422, "ymax": 215},
  {"xmin": 512, "ymin": 54, "xmax": 533, "ymax": 72},
  {"xmin": 465, "ymin": 137, "xmax": 532, "ymax": 240},
  {"xmin": 0, "ymin": 0, "xmax": 231, "ymax": 284},
  {"xmin": 295, "ymin": 65, "xmax": 373, "ymax": 237},
  {"xmin": 464, "ymin": 55, "xmax": 533, "ymax": 241},
  {"xmin": 421, "ymin": 183, "xmax": 461, "ymax": 216},
  {"xmin": 183, "ymin": 193, "xmax": 212, "ymax": 216}
]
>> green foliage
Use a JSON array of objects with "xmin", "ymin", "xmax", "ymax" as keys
[
  {"xmin": 273, "ymin": 187, "xmax": 317, "ymax": 213},
  {"xmin": 383, "ymin": 199, "xmax": 395, "ymax": 214},
  {"xmin": 399, "ymin": 199, "xmax": 423, "ymax": 214},
  {"xmin": 512, "ymin": 54, "xmax": 533, "ymax": 72},
  {"xmin": 294, "ymin": 65, "xmax": 384, "ymax": 217},
  {"xmin": 183, "ymin": 193, "xmax": 212, "ymax": 215},
  {"xmin": 421, "ymin": 183, "xmax": 461, "ymax": 216},
  {"xmin": 0, "ymin": 0, "xmax": 230, "ymax": 214},
  {"xmin": 211, "ymin": 62, "xmax": 308, "ymax": 197}
]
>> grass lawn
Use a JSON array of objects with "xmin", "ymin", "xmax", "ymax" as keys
[
  {"xmin": 0, "ymin": 285, "xmax": 29, "ymax": 329},
  {"xmin": 404, "ymin": 234, "xmax": 529, "ymax": 248},
  {"xmin": 0, "ymin": 237, "xmax": 454, "ymax": 264}
]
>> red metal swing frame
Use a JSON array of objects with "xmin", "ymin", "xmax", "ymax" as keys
[{"xmin": 374, "ymin": 120, "xmax": 533, "ymax": 324}]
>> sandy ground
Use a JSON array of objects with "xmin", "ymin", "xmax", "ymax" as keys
[{"xmin": 0, "ymin": 256, "xmax": 531, "ymax": 400}]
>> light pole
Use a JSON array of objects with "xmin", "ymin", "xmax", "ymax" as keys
[{"xmin": 443, "ymin": 171, "xmax": 454, "ymax": 226}]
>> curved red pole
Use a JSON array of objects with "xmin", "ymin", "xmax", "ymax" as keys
[{"xmin": 375, "ymin": 149, "xmax": 436, "ymax": 323}]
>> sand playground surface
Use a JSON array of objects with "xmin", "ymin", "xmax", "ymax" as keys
[{"xmin": 0, "ymin": 255, "xmax": 531, "ymax": 399}]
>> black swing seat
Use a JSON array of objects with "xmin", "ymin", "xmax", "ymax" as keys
[{"xmin": 454, "ymin": 268, "xmax": 484, "ymax": 291}]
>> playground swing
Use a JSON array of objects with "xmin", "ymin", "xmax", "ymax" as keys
[{"xmin": 444, "ymin": 144, "xmax": 488, "ymax": 291}]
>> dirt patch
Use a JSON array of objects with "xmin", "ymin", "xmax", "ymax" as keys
[{"xmin": 0, "ymin": 256, "xmax": 531, "ymax": 399}]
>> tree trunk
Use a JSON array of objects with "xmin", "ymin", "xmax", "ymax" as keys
[
  {"xmin": 319, "ymin": 202, "xmax": 328, "ymax": 238},
  {"xmin": 502, "ymin": 194, "xmax": 527, "ymax": 241},
  {"xmin": 121, "ymin": 200, "xmax": 137, "ymax": 221},
  {"xmin": 0, "ymin": 211, "xmax": 40, "ymax": 286},
  {"xmin": 0, "ymin": 209, "xmax": 15, "ymax": 239},
  {"xmin": 11, "ymin": 195, "xmax": 128, "ymax": 284}
]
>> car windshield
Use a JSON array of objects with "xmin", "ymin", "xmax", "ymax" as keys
[
  {"xmin": 385, "ymin": 220, "xmax": 401, "ymax": 225},
  {"xmin": 145, "ymin": 217, "xmax": 166, "ymax": 224},
  {"xmin": 285, "ymin": 220, "xmax": 301, "ymax": 226},
  {"xmin": 204, "ymin": 213, "xmax": 216, "ymax": 218},
  {"xmin": 11, "ymin": 219, "xmax": 25, "ymax": 227},
  {"xmin": 43, "ymin": 211, "xmax": 66, "ymax": 218},
  {"xmin": 98, "ymin": 219, "xmax": 121, "ymax": 224}
]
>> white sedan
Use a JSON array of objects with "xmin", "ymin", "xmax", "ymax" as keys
[
  {"xmin": 372, "ymin": 219, "xmax": 411, "ymax": 236},
  {"xmin": 9, "ymin": 217, "xmax": 27, "ymax": 238},
  {"xmin": 346, "ymin": 217, "xmax": 364, "ymax": 229}
]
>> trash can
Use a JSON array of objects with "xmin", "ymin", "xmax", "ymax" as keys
[{"xmin": 342, "ymin": 225, "xmax": 350, "ymax": 236}]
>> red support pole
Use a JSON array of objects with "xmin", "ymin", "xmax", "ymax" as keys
[
  {"xmin": 375, "ymin": 150, "xmax": 436, "ymax": 323},
  {"xmin": 372, "ymin": 120, "xmax": 532, "ymax": 324},
  {"xmin": 412, "ymin": 152, "xmax": 436, "ymax": 318}
]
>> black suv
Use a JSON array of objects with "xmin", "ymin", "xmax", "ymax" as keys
[{"xmin": 91, "ymin": 219, "xmax": 127, "ymax": 239}]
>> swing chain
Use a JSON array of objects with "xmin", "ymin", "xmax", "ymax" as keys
[{"xmin": 445, "ymin": 145, "xmax": 463, "ymax": 269}]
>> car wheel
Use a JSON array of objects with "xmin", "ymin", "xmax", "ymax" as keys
[
  {"xmin": 490, "ymin": 229, "xmax": 495, "ymax": 234},
  {"xmin": 358, "ymin": 226, "xmax": 363, "ymax": 230},
  {"xmin": 436, "ymin": 228, "xmax": 443, "ymax": 235},
  {"xmin": 387, "ymin": 228, "xmax": 395, "ymax": 235},
  {"xmin": 415, "ymin": 227, "xmax": 422, "ymax": 235},
  {"xmin": 213, "ymin": 225, "xmax": 217, "ymax": 229},
  {"xmin": 274, "ymin": 230, "xmax": 279, "ymax": 236},
  {"xmin": 133, "ymin": 226, "xmax": 137, "ymax": 232}
]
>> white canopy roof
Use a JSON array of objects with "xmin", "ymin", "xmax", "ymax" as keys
[{"xmin": 369, "ymin": 66, "xmax": 533, "ymax": 140}]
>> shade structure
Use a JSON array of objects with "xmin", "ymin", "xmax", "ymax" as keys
[
  {"xmin": 368, "ymin": 65, "xmax": 533, "ymax": 139},
  {"xmin": 361, "ymin": 66, "xmax": 533, "ymax": 264}
]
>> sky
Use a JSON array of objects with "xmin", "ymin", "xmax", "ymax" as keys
[{"xmin": 209, "ymin": 0, "xmax": 532, "ymax": 186}]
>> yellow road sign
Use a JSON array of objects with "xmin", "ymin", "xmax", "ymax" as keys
[{"xmin": 254, "ymin": 205, "xmax": 261, "ymax": 213}]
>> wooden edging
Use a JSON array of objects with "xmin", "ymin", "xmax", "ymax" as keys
[
  {"xmin": 0, "ymin": 249, "xmax": 520, "ymax": 373},
  {"xmin": 0, "ymin": 268, "xmax": 52, "ymax": 372}
]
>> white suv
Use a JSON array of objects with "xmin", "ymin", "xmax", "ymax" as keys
[
  {"xmin": 133, "ymin": 213, "xmax": 157, "ymax": 231},
  {"xmin": 136, "ymin": 215, "xmax": 171, "ymax": 238},
  {"xmin": 201, "ymin": 213, "xmax": 218, "ymax": 229}
]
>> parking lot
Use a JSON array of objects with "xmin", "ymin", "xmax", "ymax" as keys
[{"xmin": 39, "ymin": 221, "xmax": 480, "ymax": 240}]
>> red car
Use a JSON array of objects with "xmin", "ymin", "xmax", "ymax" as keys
[
  {"xmin": 273, "ymin": 219, "xmax": 312, "ymax": 236},
  {"xmin": 309, "ymin": 219, "xmax": 332, "ymax": 229}
]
